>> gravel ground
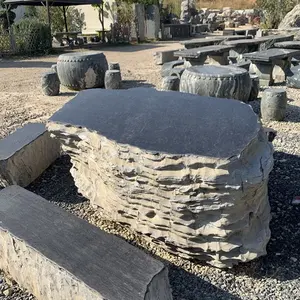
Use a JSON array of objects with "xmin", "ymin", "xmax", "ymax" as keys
[{"xmin": 1, "ymin": 43, "xmax": 300, "ymax": 299}]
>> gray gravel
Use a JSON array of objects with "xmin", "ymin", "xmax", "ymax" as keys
[{"xmin": 1, "ymin": 86, "xmax": 300, "ymax": 300}]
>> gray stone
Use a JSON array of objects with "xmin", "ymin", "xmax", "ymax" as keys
[
  {"xmin": 161, "ymin": 76, "xmax": 180, "ymax": 91},
  {"xmin": 51, "ymin": 64, "xmax": 57, "ymax": 73},
  {"xmin": 105, "ymin": 70, "xmax": 122, "ymax": 90},
  {"xmin": 286, "ymin": 65, "xmax": 300, "ymax": 88},
  {"xmin": 160, "ymin": 60, "xmax": 184, "ymax": 77},
  {"xmin": 57, "ymin": 51, "xmax": 108, "ymax": 91},
  {"xmin": 0, "ymin": 123, "xmax": 60, "ymax": 188},
  {"xmin": 261, "ymin": 88, "xmax": 287, "ymax": 121},
  {"xmin": 279, "ymin": 5, "xmax": 300, "ymax": 29},
  {"xmin": 274, "ymin": 41, "xmax": 300, "ymax": 49},
  {"xmin": 154, "ymin": 50, "xmax": 178, "ymax": 65},
  {"xmin": 108, "ymin": 62, "xmax": 121, "ymax": 71},
  {"xmin": 249, "ymin": 74, "xmax": 260, "ymax": 101},
  {"xmin": 180, "ymin": 65, "xmax": 251, "ymax": 102},
  {"xmin": 41, "ymin": 71, "xmax": 60, "ymax": 96},
  {"xmin": 167, "ymin": 67, "xmax": 185, "ymax": 79},
  {"xmin": 145, "ymin": 5, "xmax": 160, "ymax": 39},
  {"xmin": 47, "ymin": 88, "xmax": 274, "ymax": 268},
  {"xmin": 0, "ymin": 185, "xmax": 173, "ymax": 300}
]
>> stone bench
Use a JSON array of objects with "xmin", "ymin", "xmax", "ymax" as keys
[
  {"xmin": 174, "ymin": 45, "xmax": 233, "ymax": 66},
  {"xmin": 0, "ymin": 123, "xmax": 60, "ymax": 188},
  {"xmin": 243, "ymin": 48, "xmax": 300, "ymax": 86},
  {"xmin": 0, "ymin": 185, "xmax": 173, "ymax": 300},
  {"xmin": 153, "ymin": 49, "xmax": 180, "ymax": 65},
  {"xmin": 274, "ymin": 41, "xmax": 300, "ymax": 49}
]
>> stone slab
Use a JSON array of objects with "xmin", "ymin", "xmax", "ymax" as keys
[
  {"xmin": 243, "ymin": 48, "xmax": 300, "ymax": 62},
  {"xmin": 0, "ymin": 185, "xmax": 172, "ymax": 300},
  {"xmin": 274, "ymin": 41, "xmax": 300, "ymax": 49},
  {"xmin": 153, "ymin": 49, "xmax": 180, "ymax": 65},
  {"xmin": 0, "ymin": 123, "xmax": 60, "ymax": 187},
  {"xmin": 49, "ymin": 88, "xmax": 260, "ymax": 159},
  {"xmin": 174, "ymin": 45, "xmax": 233, "ymax": 59}
]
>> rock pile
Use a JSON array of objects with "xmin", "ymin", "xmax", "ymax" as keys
[
  {"xmin": 47, "ymin": 88, "xmax": 274, "ymax": 268},
  {"xmin": 279, "ymin": 5, "xmax": 300, "ymax": 29}
]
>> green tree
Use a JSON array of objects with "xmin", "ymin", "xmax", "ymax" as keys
[
  {"xmin": 0, "ymin": 0, "xmax": 16, "ymax": 31},
  {"xmin": 256, "ymin": 0, "xmax": 297, "ymax": 29}
]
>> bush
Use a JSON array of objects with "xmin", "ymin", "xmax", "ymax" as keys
[{"xmin": 12, "ymin": 18, "xmax": 52, "ymax": 54}]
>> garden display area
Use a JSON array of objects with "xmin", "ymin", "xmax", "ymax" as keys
[{"xmin": 0, "ymin": 1, "xmax": 300, "ymax": 299}]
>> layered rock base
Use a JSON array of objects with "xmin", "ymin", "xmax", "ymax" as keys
[
  {"xmin": 0, "ymin": 186, "xmax": 172, "ymax": 300},
  {"xmin": 0, "ymin": 123, "xmax": 60, "ymax": 187},
  {"xmin": 48, "ymin": 88, "xmax": 274, "ymax": 268}
]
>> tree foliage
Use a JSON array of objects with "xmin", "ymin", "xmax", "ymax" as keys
[
  {"xmin": 256, "ymin": 0, "xmax": 298, "ymax": 29},
  {"xmin": 24, "ymin": 6, "xmax": 85, "ymax": 33},
  {"xmin": 0, "ymin": 0, "xmax": 16, "ymax": 31}
]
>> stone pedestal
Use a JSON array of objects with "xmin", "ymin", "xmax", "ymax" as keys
[
  {"xmin": 48, "ymin": 88, "xmax": 274, "ymax": 268},
  {"xmin": 249, "ymin": 62, "xmax": 274, "ymax": 87}
]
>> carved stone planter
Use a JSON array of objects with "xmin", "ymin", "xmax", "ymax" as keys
[
  {"xmin": 57, "ymin": 51, "xmax": 108, "ymax": 91},
  {"xmin": 180, "ymin": 65, "xmax": 252, "ymax": 102},
  {"xmin": 47, "ymin": 88, "xmax": 274, "ymax": 268}
]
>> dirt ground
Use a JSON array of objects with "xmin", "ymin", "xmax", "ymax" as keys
[{"xmin": 0, "ymin": 41, "xmax": 181, "ymax": 139}]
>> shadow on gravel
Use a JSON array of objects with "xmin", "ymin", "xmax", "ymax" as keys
[
  {"xmin": 0, "ymin": 60, "xmax": 55, "ymax": 69},
  {"xmin": 122, "ymin": 80, "xmax": 155, "ymax": 89},
  {"xmin": 229, "ymin": 151, "xmax": 300, "ymax": 281}
]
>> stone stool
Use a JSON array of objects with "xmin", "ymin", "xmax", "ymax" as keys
[
  {"xmin": 261, "ymin": 88, "xmax": 287, "ymax": 121},
  {"xmin": 109, "ymin": 62, "xmax": 121, "ymax": 71},
  {"xmin": 180, "ymin": 65, "xmax": 251, "ymax": 102},
  {"xmin": 105, "ymin": 70, "xmax": 122, "ymax": 89},
  {"xmin": 41, "ymin": 71, "xmax": 60, "ymax": 96},
  {"xmin": 249, "ymin": 74, "xmax": 260, "ymax": 101},
  {"xmin": 161, "ymin": 76, "xmax": 180, "ymax": 91},
  {"xmin": 51, "ymin": 64, "xmax": 57, "ymax": 73}
]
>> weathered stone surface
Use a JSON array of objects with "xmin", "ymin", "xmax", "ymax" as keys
[
  {"xmin": 41, "ymin": 71, "xmax": 60, "ymax": 96},
  {"xmin": 287, "ymin": 65, "xmax": 300, "ymax": 88},
  {"xmin": 161, "ymin": 60, "xmax": 184, "ymax": 77},
  {"xmin": 57, "ymin": 51, "xmax": 108, "ymax": 90},
  {"xmin": 108, "ymin": 62, "xmax": 121, "ymax": 71},
  {"xmin": 0, "ymin": 185, "xmax": 172, "ymax": 300},
  {"xmin": 180, "ymin": 65, "xmax": 251, "ymax": 102},
  {"xmin": 161, "ymin": 76, "xmax": 180, "ymax": 91},
  {"xmin": 47, "ymin": 88, "xmax": 274, "ymax": 268},
  {"xmin": 249, "ymin": 74, "xmax": 260, "ymax": 101},
  {"xmin": 105, "ymin": 70, "xmax": 122, "ymax": 90},
  {"xmin": 279, "ymin": 5, "xmax": 300, "ymax": 29},
  {"xmin": 51, "ymin": 64, "xmax": 57, "ymax": 73},
  {"xmin": 153, "ymin": 50, "xmax": 178, "ymax": 65},
  {"xmin": 0, "ymin": 123, "xmax": 60, "ymax": 188},
  {"xmin": 261, "ymin": 88, "xmax": 287, "ymax": 121}
]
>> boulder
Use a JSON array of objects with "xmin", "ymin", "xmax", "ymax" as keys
[
  {"xmin": 279, "ymin": 5, "xmax": 300, "ymax": 29},
  {"xmin": 47, "ymin": 88, "xmax": 274, "ymax": 268},
  {"xmin": 286, "ymin": 65, "xmax": 300, "ymax": 88}
]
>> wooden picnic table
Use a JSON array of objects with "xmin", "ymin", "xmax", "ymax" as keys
[
  {"xmin": 174, "ymin": 44, "xmax": 233, "ymax": 66},
  {"xmin": 243, "ymin": 48, "xmax": 300, "ymax": 86},
  {"xmin": 181, "ymin": 35, "xmax": 251, "ymax": 49}
]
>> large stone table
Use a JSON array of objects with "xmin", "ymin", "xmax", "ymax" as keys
[
  {"xmin": 243, "ymin": 48, "xmax": 300, "ymax": 86},
  {"xmin": 174, "ymin": 45, "xmax": 233, "ymax": 66},
  {"xmin": 47, "ymin": 88, "xmax": 274, "ymax": 268}
]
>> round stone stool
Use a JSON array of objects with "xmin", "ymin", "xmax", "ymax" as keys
[
  {"xmin": 261, "ymin": 88, "xmax": 287, "ymax": 121},
  {"xmin": 161, "ymin": 76, "xmax": 180, "ymax": 91},
  {"xmin": 41, "ymin": 71, "xmax": 60, "ymax": 96},
  {"xmin": 105, "ymin": 70, "xmax": 122, "ymax": 89},
  {"xmin": 180, "ymin": 65, "xmax": 252, "ymax": 102},
  {"xmin": 57, "ymin": 51, "xmax": 108, "ymax": 91}
]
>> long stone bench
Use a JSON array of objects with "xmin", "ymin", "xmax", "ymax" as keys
[
  {"xmin": 243, "ymin": 48, "xmax": 300, "ymax": 86},
  {"xmin": 153, "ymin": 49, "xmax": 180, "ymax": 65},
  {"xmin": 0, "ymin": 185, "xmax": 173, "ymax": 300},
  {"xmin": 0, "ymin": 123, "xmax": 60, "ymax": 187},
  {"xmin": 174, "ymin": 44, "xmax": 233, "ymax": 66}
]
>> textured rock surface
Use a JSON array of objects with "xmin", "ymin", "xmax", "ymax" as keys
[
  {"xmin": 249, "ymin": 74, "xmax": 260, "ymax": 101},
  {"xmin": 47, "ymin": 88, "xmax": 274, "ymax": 269},
  {"xmin": 57, "ymin": 51, "xmax": 108, "ymax": 90},
  {"xmin": 108, "ymin": 62, "xmax": 121, "ymax": 71},
  {"xmin": 161, "ymin": 76, "xmax": 180, "ymax": 91},
  {"xmin": 0, "ymin": 186, "xmax": 172, "ymax": 300},
  {"xmin": 153, "ymin": 50, "xmax": 178, "ymax": 65},
  {"xmin": 180, "ymin": 65, "xmax": 251, "ymax": 102},
  {"xmin": 286, "ymin": 65, "xmax": 300, "ymax": 88},
  {"xmin": 41, "ymin": 71, "xmax": 60, "ymax": 96},
  {"xmin": 161, "ymin": 60, "xmax": 184, "ymax": 77},
  {"xmin": 261, "ymin": 89, "xmax": 287, "ymax": 122},
  {"xmin": 0, "ymin": 123, "xmax": 60, "ymax": 188},
  {"xmin": 279, "ymin": 5, "xmax": 300, "ymax": 29},
  {"xmin": 105, "ymin": 70, "xmax": 122, "ymax": 90}
]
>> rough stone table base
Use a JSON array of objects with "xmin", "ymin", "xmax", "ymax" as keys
[
  {"xmin": 0, "ymin": 123, "xmax": 60, "ymax": 188},
  {"xmin": 184, "ymin": 52, "xmax": 229, "ymax": 67},
  {"xmin": 47, "ymin": 88, "xmax": 274, "ymax": 269},
  {"xmin": 0, "ymin": 186, "xmax": 173, "ymax": 300},
  {"xmin": 250, "ymin": 62, "xmax": 274, "ymax": 87}
]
